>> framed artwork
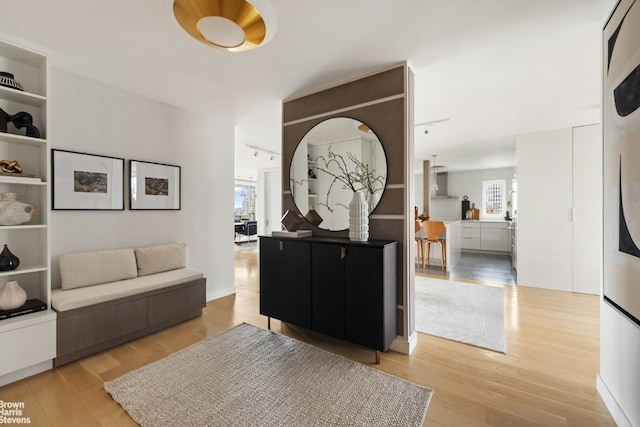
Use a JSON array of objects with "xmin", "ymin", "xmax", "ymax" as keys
[
  {"xmin": 129, "ymin": 160, "xmax": 181, "ymax": 210},
  {"xmin": 603, "ymin": 0, "xmax": 640, "ymax": 326},
  {"xmin": 51, "ymin": 149, "xmax": 125, "ymax": 210}
]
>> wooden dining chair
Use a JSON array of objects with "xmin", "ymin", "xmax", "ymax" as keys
[
  {"xmin": 415, "ymin": 220, "xmax": 424, "ymax": 267},
  {"xmin": 422, "ymin": 221, "xmax": 446, "ymax": 270}
]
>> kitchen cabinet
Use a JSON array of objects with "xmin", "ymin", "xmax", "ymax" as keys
[
  {"xmin": 460, "ymin": 221, "xmax": 510, "ymax": 253},
  {"xmin": 260, "ymin": 236, "xmax": 397, "ymax": 356},
  {"xmin": 461, "ymin": 222, "xmax": 481, "ymax": 250},
  {"xmin": 481, "ymin": 222, "xmax": 510, "ymax": 252}
]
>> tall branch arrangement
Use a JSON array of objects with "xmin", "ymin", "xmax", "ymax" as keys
[{"xmin": 313, "ymin": 147, "xmax": 386, "ymax": 212}]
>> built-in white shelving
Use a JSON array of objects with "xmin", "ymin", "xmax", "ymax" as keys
[{"xmin": 0, "ymin": 37, "xmax": 54, "ymax": 386}]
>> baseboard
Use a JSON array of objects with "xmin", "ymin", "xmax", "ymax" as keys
[
  {"xmin": 389, "ymin": 331, "xmax": 418, "ymax": 355},
  {"xmin": 597, "ymin": 374, "xmax": 633, "ymax": 427},
  {"xmin": 207, "ymin": 285, "xmax": 236, "ymax": 301},
  {"xmin": 0, "ymin": 360, "xmax": 52, "ymax": 387}
]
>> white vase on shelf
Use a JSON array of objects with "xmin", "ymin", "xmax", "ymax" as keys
[
  {"xmin": 348, "ymin": 191, "xmax": 369, "ymax": 242},
  {"xmin": 0, "ymin": 280, "xmax": 27, "ymax": 310},
  {"xmin": 367, "ymin": 191, "xmax": 380, "ymax": 213}
]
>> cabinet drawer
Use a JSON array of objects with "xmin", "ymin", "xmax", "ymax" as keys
[
  {"xmin": 481, "ymin": 222, "xmax": 509, "ymax": 229},
  {"xmin": 461, "ymin": 236, "xmax": 481, "ymax": 250},
  {"xmin": 0, "ymin": 319, "xmax": 56, "ymax": 376},
  {"xmin": 461, "ymin": 225, "xmax": 481, "ymax": 238}
]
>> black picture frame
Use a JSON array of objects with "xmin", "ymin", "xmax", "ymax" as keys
[
  {"xmin": 129, "ymin": 160, "xmax": 181, "ymax": 210},
  {"xmin": 51, "ymin": 149, "xmax": 125, "ymax": 210}
]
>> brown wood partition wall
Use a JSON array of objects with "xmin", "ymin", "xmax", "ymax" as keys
[{"xmin": 281, "ymin": 64, "xmax": 415, "ymax": 351}]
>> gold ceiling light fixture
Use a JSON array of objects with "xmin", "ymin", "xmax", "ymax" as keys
[
  {"xmin": 357, "ymin": 124, "xmax": 372, "ymax": 133},
  {"xmin": 173, "ymin": 0, "xmax": 276, "ymax": 52}
]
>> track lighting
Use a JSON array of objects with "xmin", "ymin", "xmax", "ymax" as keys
[{"xmin": 246, "ymin": 145, "xmax": 279, "ymax": 160}]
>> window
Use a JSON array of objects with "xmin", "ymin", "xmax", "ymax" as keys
[
  {"xmin": 234, "ymin": 182, "xmax": 256, "ymax": 221},
  {"xmin": 482, "ymin": 180, "xmax": 506, "ymax": 219}
]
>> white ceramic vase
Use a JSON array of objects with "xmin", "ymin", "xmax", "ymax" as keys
[
  {"xmin": 348, "ymin": 191, "xmax": 369, "ymax": 242},
  {"xmin": 368, "ymin": 192, "xmax": 380, "ymax": 214},
  {"xmin": 0, "ymin": 280, "xmax": 27, "ymax": 310}
]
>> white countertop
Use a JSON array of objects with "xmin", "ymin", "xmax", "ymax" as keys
[
  {"xmin": 461, "ymin": 219, "xmax": 512, "ymax": 223},
  {"xmin": 429, "ymin": 218, "xmax": 511, "ymax": 224}
]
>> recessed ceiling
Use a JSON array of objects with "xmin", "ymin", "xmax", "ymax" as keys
[{"xmin": 0, "ymin": 0, "xmax": 616, "ymax": 173}]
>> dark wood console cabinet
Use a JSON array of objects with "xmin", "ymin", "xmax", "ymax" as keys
[{"xmin": 259, "ymin": 236, "xmax": 397, "ymax": 357}]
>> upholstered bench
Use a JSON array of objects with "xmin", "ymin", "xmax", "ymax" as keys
[{"xmin": 51, "ymin": 243, "xmax": 206, "ymax": 367}]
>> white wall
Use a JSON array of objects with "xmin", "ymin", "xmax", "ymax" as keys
[
  {"xmin": 598, "ymin": 304, "xmax": 640, "ymax": 427},
  {"xmin": 572, "ymin": 125, "xmax": 602, "ymax": 295},
  {"xmin": 257, "ymin": 167, "xmax": 282, "ymax": 235},
  {"xmin": 415, "ymin": 171, "xmax": 424, "ymax": 216},
  {"xmin": 417, "ymin": 167, "xmax": 516, "ymax": 221},
  {"xmin": 49, "ymin": 68, "xmax": 236, "ymax": 300}
]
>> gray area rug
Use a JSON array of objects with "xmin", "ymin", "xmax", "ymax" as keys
[
  {"xmin": 104, "ymin": 323, "xmax": 433, "ymax": 427},
  {"xmin": 415, "ymin": 276, "xmax": 506, "ymax": 353}
]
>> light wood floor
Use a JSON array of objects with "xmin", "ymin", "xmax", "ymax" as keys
[{"xmin": 0, "ymin": 249, "xmax": 615, "ymax": 426}]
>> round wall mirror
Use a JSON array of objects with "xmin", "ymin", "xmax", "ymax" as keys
[{"xmin": 290, "ymin": 117, "xmax": 387, "ymax": 231}]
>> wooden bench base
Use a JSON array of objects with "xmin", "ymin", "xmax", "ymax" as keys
[{"xmin": 54, "ymin": 278, "xmax": 206, "ymax": 367}]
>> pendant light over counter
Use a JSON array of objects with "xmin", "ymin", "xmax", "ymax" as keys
[{"xmin": 173, "ymin": 0, "xmax": 277, "ymax": 52}]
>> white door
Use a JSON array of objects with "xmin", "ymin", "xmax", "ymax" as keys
[{"xmin": 516, "ymin": 129, "xmax": 573, "ymax": 291}]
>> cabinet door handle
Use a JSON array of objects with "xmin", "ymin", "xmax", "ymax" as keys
[
  {"xmin": 341, "ymin": 246, "xmax": 347, "ymax": 259},
  {"xmin": 279, "ymin": 241, "xmax": 284, "ymax": 252}
]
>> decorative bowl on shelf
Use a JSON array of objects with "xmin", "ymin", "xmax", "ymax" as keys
[
  {"xmin": 0, "ymin": 193, "xmax": 37, "ymax": 226},
  {"xmin": 0, "ymin": 72, "xmax": 24, "ymax": 91}
]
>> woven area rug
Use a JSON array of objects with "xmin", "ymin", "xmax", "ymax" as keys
[
  {"xmin": 415, "ymin": 276, "xmax": 506, "ymax": 353},
  {"xmin": 104, "ymin": 323, "xmax": 433, "ymax": 427}
]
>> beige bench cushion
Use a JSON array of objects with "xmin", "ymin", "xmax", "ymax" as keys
[
  {"xmin": 60, "ymin": 248, "xmax": 138, "ymax": 290},
  {"xmin": 51, "ymin": 268, "xmax": 204, "ymax": 312},
  {"xmin": 135, "ymin": 243, "xmax": 187, "ymax": 276}
]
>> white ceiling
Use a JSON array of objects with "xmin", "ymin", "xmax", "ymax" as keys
[{"xmin": 0, "ymin": 0, "xmax": 615, "ymax": 177}]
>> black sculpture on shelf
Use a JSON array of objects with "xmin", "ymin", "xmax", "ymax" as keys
[{"xmin": 0, "ymin": 107, "xmax": 41, "ymax": 138}]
